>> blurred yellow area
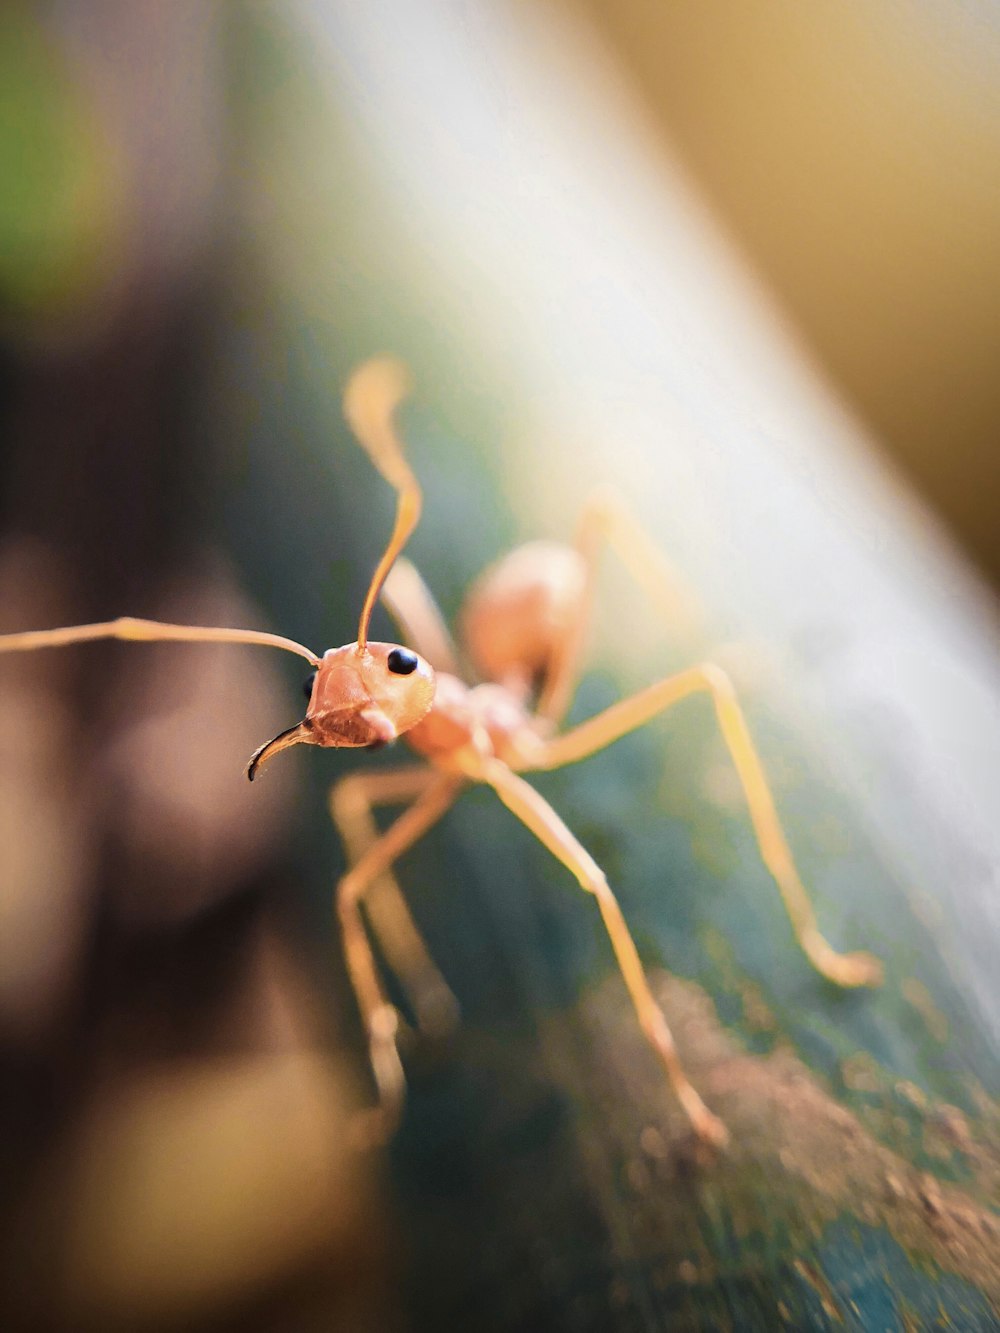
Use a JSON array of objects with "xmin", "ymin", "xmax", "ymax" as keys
[
  {"xmin": 572, "ymin": 0, "xmax": 1000, "ymax": 585},
  {"xmin": 19, "ymin": 1049, "xmax": 381, "ymax": 1327}
]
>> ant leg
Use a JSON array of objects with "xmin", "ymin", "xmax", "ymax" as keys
[
  {"xmin": 336, "ymin": 772, "xmax": 463, "ymax": 1148},
  {"xmin": 381, "ymin": 558, "xmax": 460, "ymax": 675},
  {"xmin": 330, "ymin": 767, "xmax": 460, "ymax": 1036},
  {"xmin": 538, "ymin": 490, "xmax": 704, "ymax": 725},
  {"xmin": 533, "ymin": 664, "xmax": 882, "ymax": 989},
  {"xmin": 459, "ymin": 753, "xmax": 728, "ymax": 1147}
]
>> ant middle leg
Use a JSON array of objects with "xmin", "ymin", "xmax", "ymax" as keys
[
  {"xmin": 330, "ymin": 767, "xmax": 460, "ymax": 1036},
  {"xmin": 335, "ymin": 772, "xmax": 463, "ymax": 1147},
  {"xmin": 380, "ymin": 558, "xmax": 460, "ymax": 676},
  {"xmin": 533, "ymin": 663, "xmax": 882, "ymax": 989}
]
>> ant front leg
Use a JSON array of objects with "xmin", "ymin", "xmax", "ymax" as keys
[
  {"xmin": 537, "ymin": 490, "xmax": 706, "ymax": 726},
  {"xmin": 330, "ymin": 767, "xmax": 460, "ymax": 1037},
  {"xmin": 457, "ymin": 753, "xmax": 728, "ymax": 1148},
  {"xmin": 534, "ymin": 664, "xmax": 883, "ymax": 989},
  {"xmin": 381, "ymin": 558, "xmax": 460, "ymax": 676},
  {"xmin": 335, "ymin": 772, "xmax": 462, "ymax": 1148}
]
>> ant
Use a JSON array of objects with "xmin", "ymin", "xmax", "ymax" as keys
[{"xmin": 0, "ymin": 358, "xmax": 882, "ymax": 1150}]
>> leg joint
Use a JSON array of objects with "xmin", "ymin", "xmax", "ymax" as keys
[
  {"xmin": 337, "ymin": 870, "xmax": 363, "ymax": 915},
  {"xmin": 368, "ymin": 1003, "xmax": 399, "ymax": 1043},
  {"xmin": 587, "ymin": 868, "xmax": 610, "ymax": 898},
  {"xmin": 697, "ymin": 660, "xmax": 736, "ymax": 701}
]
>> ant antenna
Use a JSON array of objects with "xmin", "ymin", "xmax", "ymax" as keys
[
  {"xmin": 0, "ymin": 618, "xmax": 319, "ymax": 664},
  {"xmin": 343, "ymin": 358, "xmax": 422, "ymax": 652}
]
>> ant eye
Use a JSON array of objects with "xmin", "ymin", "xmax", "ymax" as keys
[
  {"xmin": 302, "ymin": 671, "xmax": 317, "ymax": 701},
  {"xmin": 387, "ymin": 647, "xmax": 418, "ymax": 675}
]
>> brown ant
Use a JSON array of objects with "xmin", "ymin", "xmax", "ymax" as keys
[{"xmin": 0, "ymin": 358, "xmax": 882, "ymax": 1149}]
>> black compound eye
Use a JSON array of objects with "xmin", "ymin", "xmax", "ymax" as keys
[
  {"xmin": 302, "ymin": 671, "xmax": 317, "ymax": 702},
  {"xmin": 387, "ymin": 647, "xmax": 419, "ymax": 676}
]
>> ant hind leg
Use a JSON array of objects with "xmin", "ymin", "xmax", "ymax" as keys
[
  {"xmin": 534, "ymin": 663, "xmax": 882, "ymax": 989},
  {"xmin": 537, "ymin": 490, "xmax": 706, "ymax": 726}
]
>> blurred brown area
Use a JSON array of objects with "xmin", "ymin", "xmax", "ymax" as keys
[
  {"xmin": 0, "ymin": 5, "xmax": 391, "ymax": 1330},
  {"xmin": 571, "ymin": 0, "xmax": 1000, "ymax": 588},
  {"xmin": 3, "ymin": 2, "xmax": 999, "ymax": 1329}
]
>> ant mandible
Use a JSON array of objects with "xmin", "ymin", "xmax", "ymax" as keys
[{"xmin": 0, "ymin": 358, "xmax": 882, "ymax": 1150}]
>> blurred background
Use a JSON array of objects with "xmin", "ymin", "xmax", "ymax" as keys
[{"xmin": 0, "ymin": 2, "xmax": 998, "ymax": 1329}]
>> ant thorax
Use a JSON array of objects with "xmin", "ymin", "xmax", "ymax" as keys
[{"xmin": 404, "ymin": 672, "xmax": 541, "ymax": 769}]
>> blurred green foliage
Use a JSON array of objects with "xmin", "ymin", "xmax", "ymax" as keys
[{"xmin": 0, "ymin": 8, "xmax": 115, "ymax": 321}]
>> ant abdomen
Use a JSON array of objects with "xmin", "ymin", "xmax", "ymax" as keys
[{"xmin": 459, "ymin": 541, "xmax": 586, "ymax": 693}]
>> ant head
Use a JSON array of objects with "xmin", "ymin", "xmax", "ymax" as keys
[
  {"xmin": 308, "ymin": 641, "xmax": 435, "ymax": 744},
  {"xmin": 248, "ymin": 642, "xmax": 435, "ymax": 779}
]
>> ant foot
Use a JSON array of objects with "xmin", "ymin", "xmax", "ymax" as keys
[
  {"xmin": 803, "ymin": 930, "xmax": 883, "ymax": 989},
  {"xmin": 692, "ymin": 1106, "xmax": 729, "ymax": 1151},
  {"xmin": 677, "ymin": 1083, "xmax": 729, "ymax": 1151},
  {"xmin": 823, "ymin": 949, "xmax": 883, "ymax": 989}
]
